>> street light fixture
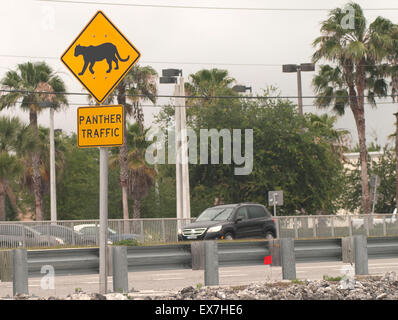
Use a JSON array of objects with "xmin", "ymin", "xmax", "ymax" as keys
[
  {"xmin": 162, "ymin": 69, "xmax": 182, "ymax": 77},
  {"xmin": 282, "ymin": 63, "xmax": 315, "ymax": 115},
  {"xmin": 232, "ymin": 85, "xmax": 252, "ymax": 93}
]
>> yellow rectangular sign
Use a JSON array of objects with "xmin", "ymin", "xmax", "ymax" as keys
[{"xmin": 77, "ymin": 105, "xmax": 124, "ymax": 148}]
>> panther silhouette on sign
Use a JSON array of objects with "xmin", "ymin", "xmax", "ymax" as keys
[{"xmin": 74, "ymin": 42, "xmax": 130, "ymax": 76}]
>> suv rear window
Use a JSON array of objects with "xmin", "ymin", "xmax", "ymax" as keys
[{"xmin": 248, "ymin": 206, "xmax": 267, "ymax": 219}]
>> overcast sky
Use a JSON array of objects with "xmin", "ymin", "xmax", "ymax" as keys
[{"xmin": 2, "ymin": 0, "xmax": 398, "ymax": 147}]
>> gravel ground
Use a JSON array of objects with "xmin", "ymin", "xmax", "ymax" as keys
[{"xmin": 2, "ymin": 272, "xmax": 398, "ymax": 300}]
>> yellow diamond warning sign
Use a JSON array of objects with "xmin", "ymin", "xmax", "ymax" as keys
[
  {"xmin": 61, "ymin": 11, "xmax": 141, "ymax": 104},
  {"xmin": 77, "ymin": 105, "xmax": 124, "ymax": 148}
]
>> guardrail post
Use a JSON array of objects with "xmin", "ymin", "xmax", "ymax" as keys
[
  {"xmin": 204, "ymin": 240, "xmax": 219, "ymax": 286},
  {"xmin": 0, "ymin": 250, "xmax": 12, "ymax": 282},
  {"xmin": 342, "ymin": 236, "xmax": 354, "ymax": 263},
  {"xmin": 112, "ymin": 246, "xmax": 128, "ymax": 293},
  {"xmin": 331, "ymin": 216, "xmax": 335, "ymax": 237},
  {"xmin": 12, "ymin": 249, "xmax": 28, "ymax": 296},
  {"xmin": 294, "ymin": 217, "xmax": 298, "ymax": 239},
  {"xmin": 280, "ymin": 238, "xmax": 296, "ymax": 280},
  {"xmin": 354, "ymin": 235, "xmax": 368, "ymax": 275},
  {"xmin": 269, "ymin": 239, "xmax": 281, "ymax": 267},
  {"xmin": 191, "ymin": 241, "xmax": 205, "ymax": 270}
]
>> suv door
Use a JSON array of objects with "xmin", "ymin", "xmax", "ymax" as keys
[
  {"xmin": 233, "ymin": 206, "xmax": 250, "ymax": 238},
  {"xmin": 247, "ymin": 205, "xmax": 268, "ymax": 237}
]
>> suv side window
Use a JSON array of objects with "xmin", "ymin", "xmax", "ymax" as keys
[
  {"xmin": 235, "ymin": 207, "xmax": 248, "ymax": 220},
  {"xmin": 248, "ymin": 206, "xmax": 267, "ymax": 219}
]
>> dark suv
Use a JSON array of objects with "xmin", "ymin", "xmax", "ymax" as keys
[{"xmin": 178, "ymin": 203, "xmax": 276, "ymax": 241}]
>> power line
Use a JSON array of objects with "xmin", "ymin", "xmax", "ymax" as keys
[
  {"xmin": 2, "ymin": 88, "xmax": 398, "ymax": 103},
  {"xmin": 0, "ymin": 55, "xmax": 289, "ymax": 68},
  {"xmin": 35, "ymin": 0, "xmax": 398, "ymax": 12},
  {"xmin": 2, "ymin": 54, "xmax": 398, "ymax": 69}
]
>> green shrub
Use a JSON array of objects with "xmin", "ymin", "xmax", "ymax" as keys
[
  {"xmin": 323, "ymin": 275, "xmax": 342, "ymax": 282},
  {"xmin": 113, "ymin": 239, "xmax": 141, "ymax": 246}
]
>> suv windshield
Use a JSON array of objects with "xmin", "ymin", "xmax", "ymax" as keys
[{"xmin": 196, "ymin": 208, "xmax": 233, "ymax": 222}]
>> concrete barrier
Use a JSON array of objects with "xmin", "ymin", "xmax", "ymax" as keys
[
  {"xmin": 112, "ymin": 246, "xmax": 128, "ymax": 293},
  {"xmin": 204, "ymin": 241, "xmax": 219, "ymax": 286},
  {"xmin": 281, "ymin": 238, "xmax": 296, "ymax": 280},
  {"xmin": 12, "ymin": 249, "xmax": 28, "ymax": 296}
]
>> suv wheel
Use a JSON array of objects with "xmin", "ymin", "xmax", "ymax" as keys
[
  {"xmin": 224, "ymin": 232, "xmax": 234, "ymax": 240},
  {"xmin": 265, "ymin": 231, "xmax": 274, "ymax": 240}
]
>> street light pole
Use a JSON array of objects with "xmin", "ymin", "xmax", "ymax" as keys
[
  {"xmin": 49, "ymin": 108, "xmax": 57, "ymax": 223},
  {"xmin": 282, "ymin": 63, "xmax": 315, "ymax": 116},
  {"xmin": 160, "ymin": 69, "xmax": 191, "ymax": 226},
  {"xmin": 174, "ymin": 80, "xmax": 183, "ymax": 228},
  {"xmin": 179, "ymin": 76, "xmax": 191, "ymax": 221},
  {"xmin": 296, "ymin": 67, "xmax": 303, "ymax": 116}
]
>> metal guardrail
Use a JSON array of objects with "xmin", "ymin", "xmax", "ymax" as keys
[
  {"xmin": 126, "ymin": 244, "xmax": 192, "ymax": 272},
  {"xmin": 367, "ymin": 236, "xmax": 398, "ymax": 259},
  {"xmin": 28, "ymin": 248, "xmax": 99, "ymax": 276},
  {"xmin": 295, "ymin": 239, "xmax": 342, "ymax": 262},
  {"xmin": 218, "ymin": 241, "xmax": 271, "ymax": 267},
  {"xmin": 2, "ymin": 236, "xmax": 396, "ymax": 278}
]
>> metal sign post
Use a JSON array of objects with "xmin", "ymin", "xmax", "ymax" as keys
[
  {"xmin": 61, "ymin": 11, "xmax": 141, "ymax": 295},
  {"xmin": 99, "ymin": 147, "xmax": 108, "ymax": 294},
  {"xmin": 269, "ymin": 191, "xmax": 283, "ymax": 239}
]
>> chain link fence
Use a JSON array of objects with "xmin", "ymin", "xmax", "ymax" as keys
[{"xmin": 0, "ymin": 214, "xmax": 397, "ymax": 249}]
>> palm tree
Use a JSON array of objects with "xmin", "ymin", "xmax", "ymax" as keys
[
  {"xmin": 125, "ymin": 123, "xmax": 156, "ymax": 221},
  {"xmin": 312, "ymin": 3, "xmax": 395, "ymax": 214},
  {"xmin": 0, "ymin": 117, "xmax": 23, "ymax": 220},
  {"xmin": 185, "ymin": 68, "xmax": 235, "ymax": 106},
  {"xmin": 186, "ymin": 68, "xmax": 235, "ymax": 96},
  {"xmin": 306, "ymin": 113, "xmax": 350, "ymax": 160},
  {"xmin": 0, "ymin": 62, "xmax": 67, "ymax": 220},
  {"xmin": 115, "ymin": 65, "xmax": 157, "ymax": 221}
]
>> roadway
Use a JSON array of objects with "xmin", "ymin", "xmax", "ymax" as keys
[{"xmin": 1, "ymin": 258, "xmax": 398, "ymax": 298}]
